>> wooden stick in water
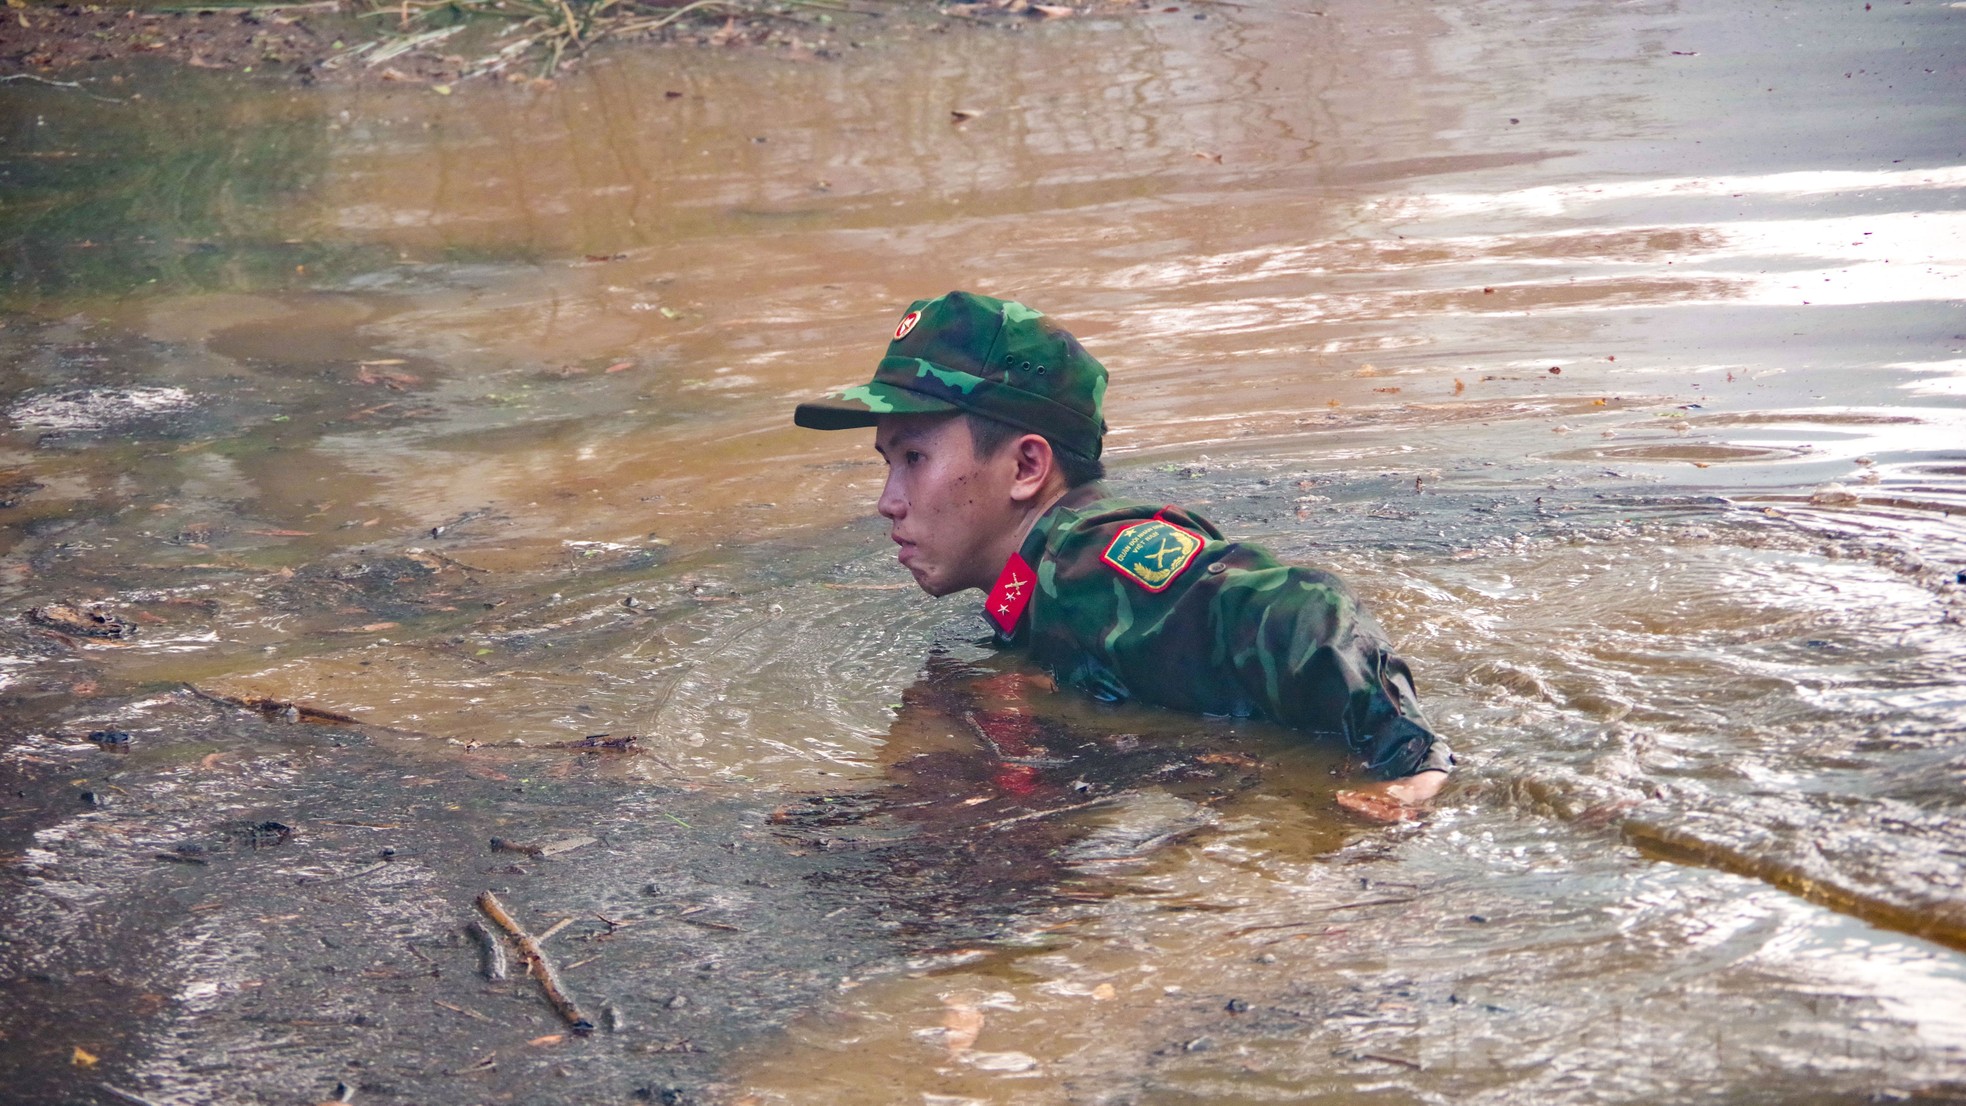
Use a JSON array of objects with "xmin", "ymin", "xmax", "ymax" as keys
[{"xmin": 476, "ymin": 891, "xmax": 593, "ymax": 1033}]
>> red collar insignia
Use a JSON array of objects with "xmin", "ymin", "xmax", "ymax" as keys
[{"xmin": 984, "ymin": 552, "xmax": 1035, "ymax": 635}]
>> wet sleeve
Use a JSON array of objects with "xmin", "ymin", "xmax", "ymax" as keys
[{"xmin": 1203, "ymin": 556, "xmax": 1445, "ymax": 779}]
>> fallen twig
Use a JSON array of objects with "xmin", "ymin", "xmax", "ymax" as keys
[
  {"xmin": 477, "ymin": 891, "xmax": 593, "ymax": 1032},
  {"xmin": 1187, "ymin": 0, "xmax": 1325, "ymax": 13},
  {"xmin": 962, "ymin": 710, "xmax": 1072, "ymax": 767},
  {"xmin": 541, "ymin": 835, "xmax": 598, "ymax": 857},
  {"xmin": 675, "ymin": 914, "xmax": 740, "ymax": 932},
  {"xmin": 490, "ymin": 836, "xmax": 597, "ymax": 859},
  {"xmin": 97, "ymin": 1084, "xmax": 166, "ymax": 1106},
  {"xmin": 366, "ymin": 23, "xmax": 466, "ymax": 67},
  {"xmin": 556, "ymin": 733, "xmax": 639, "ymax": 752},
  {"xmin": 1359, "ymin": 1052, "xmax": 1423, "ymax": 1070},
  {"xmin": 466, "ymin": 919, "xmax": 508, "ymax": 980},
  {"xmin": 434, "ymin": 998, "xmax": 495, "ymax": 1023},
  {"xmin": 610, "ymin": 0, "xmax": 735, "ymax": 35},
  {"xmin": 0, "ymin": 74, "xmax": 124, "ymax": 103},
  {"xmin": 977, "ymin": 796, "xmax": 1118, "ymax": 832},
  {"xmin": 648, "ymin": 805, "xmax": 693, "ymax": 829},
  {"xmin": 537, "ymin": 917, "xmax": 574, "ymax": 942},
  {"xmin": 185, "ymin": 685, "xmax": 427, "ymax": 733},
  {"xmin": 151, "ymin": 0, "xmax": 341, "ymax": 10},
  {"xmin": 1223, "ymin": 897, "xmax": 1420, "ymax": 939}
]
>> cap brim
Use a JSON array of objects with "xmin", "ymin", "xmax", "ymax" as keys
[{"xmin": 793, "ymin": 381, "xmax": 961, "ymax": 430}]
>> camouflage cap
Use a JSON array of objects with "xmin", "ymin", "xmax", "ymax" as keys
[{"xmin": 793, "ymin": 291, "xmax": 1109, "ymax": 460}]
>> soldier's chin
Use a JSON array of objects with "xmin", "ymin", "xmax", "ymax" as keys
[{"xmin": 910, "ymin": 567, "xmax": 961, "ymax": 598}]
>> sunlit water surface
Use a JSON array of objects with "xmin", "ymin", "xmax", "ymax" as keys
[{"xmin": 2, "ymin": 0, "xmax": 1964, "ymax": 1102}]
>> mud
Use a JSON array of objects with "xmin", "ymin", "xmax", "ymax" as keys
[
  {"xmin": 0, "ymin": 647, "xmax": 1312, "ymax": 1105},
  {"xmin": 0, "ymin": 687, "xmax": 894, "ymax": 1105},
  {"xmin": 1, "ymin": 0, "xmax": 1115, "ymax": 88},
  {"xmin": 3, "ymin": 4, "xmax": 357, "ymax": 82}
]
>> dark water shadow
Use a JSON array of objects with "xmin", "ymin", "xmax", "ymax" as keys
[{"xmin": 0, "ymin": 642, "xmax": 1347, "ymax": 1105}]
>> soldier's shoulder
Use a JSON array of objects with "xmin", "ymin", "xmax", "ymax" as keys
[
  {"xmin": 1049, "ymin": 496, "xmax": 1222, "ymax": 541},
  {"xmin": 1040, "ymin": 498, "xmax": 1225, "ymax": 594}
]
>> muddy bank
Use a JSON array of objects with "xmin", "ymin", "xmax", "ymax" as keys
[{"xmin": 1, "ymin": 0, "xmax": 1124, "ymax": 88}]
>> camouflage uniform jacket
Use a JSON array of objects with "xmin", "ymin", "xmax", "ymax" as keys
[{"xmin": 983, "ymin": 484, "xmax": 1451, "ymax": 779}]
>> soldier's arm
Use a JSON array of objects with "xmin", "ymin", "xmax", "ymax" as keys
[{"xmin": 1203, "ymin": 556, "xmax": 1449, "ymax": 783}]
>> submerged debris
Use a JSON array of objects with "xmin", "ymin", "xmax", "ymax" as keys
[
  {"xmin": 559, "ymin": 733, "xmax": 641, "ymax": 753},
  {"xmin": 489, "ymin": 835, "xmax": 599, "ymax": 859},
  {"xmin": 187, "ymin": 687, "xmax": 372, "ymax": 728},
  {"xmin": 466, "ymin": 919, "xmax": 510, "ymax": 981},
  {"xmin": 25, "ymin": 603, "xmax": 136, "ymax": 640},
  {"xmin": 224, "ymin": 820, "xmax": 295, "ymax": 848}
]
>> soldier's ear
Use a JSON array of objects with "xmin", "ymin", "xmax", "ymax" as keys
[{"xmin": 1006, "ymin": 432, "xmax": 1058, "ymax": 504}]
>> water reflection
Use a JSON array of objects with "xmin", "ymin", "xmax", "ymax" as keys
[{"xmin": 0, "ymin": 77, "xmax": 389, "ymax": 304}]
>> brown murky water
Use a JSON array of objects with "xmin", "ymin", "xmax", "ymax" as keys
[{"xmin": 4, "ymin": 0, "xmax": 1965, "ymax": 1102}]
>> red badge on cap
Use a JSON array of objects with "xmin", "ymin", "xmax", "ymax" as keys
[
  {"xmin": 984, "ymin": 552, "xmax": 1035, "ymax": 635},
  {"xmin": 894, "ymin": 311, "xmax": 922, "ymax": 340}
]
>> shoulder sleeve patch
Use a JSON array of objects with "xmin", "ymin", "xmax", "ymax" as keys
[{"xmin": 1100, "ymin": 519, "xmax": 1205, "ymax": 593}]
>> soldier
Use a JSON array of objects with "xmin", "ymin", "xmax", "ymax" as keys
[{"xmin": 794, "ymin": 291, "xmax": 1452, "ymax": 819}]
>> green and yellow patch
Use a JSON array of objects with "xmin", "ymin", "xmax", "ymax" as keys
[{"xmin": 1100, "ymin": 518, "xmax": 1204, "ymax": 592}]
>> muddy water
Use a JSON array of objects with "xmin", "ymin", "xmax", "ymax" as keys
[{"xmin": 4, "ymin": 0, "xmax": 1965, "ymax": 1102}]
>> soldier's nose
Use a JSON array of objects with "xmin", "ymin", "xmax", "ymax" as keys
[{"xmin": 876, "ymin": 476, "xmax": 905, "ymax": 520}]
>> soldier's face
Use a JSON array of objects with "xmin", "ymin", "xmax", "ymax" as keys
[{"xmin": 874, "ymin": 413, "xmax": 1021, "ymax": 597}]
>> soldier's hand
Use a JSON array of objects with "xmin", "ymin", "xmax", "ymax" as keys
[{"xmin": 1334, "ymin": 769, "xmax": 1447, "ymax": 823}]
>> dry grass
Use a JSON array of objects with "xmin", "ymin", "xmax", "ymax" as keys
[{"xmin": 342, "ymin": 0, "xmax": 878, "ymax": 78}]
